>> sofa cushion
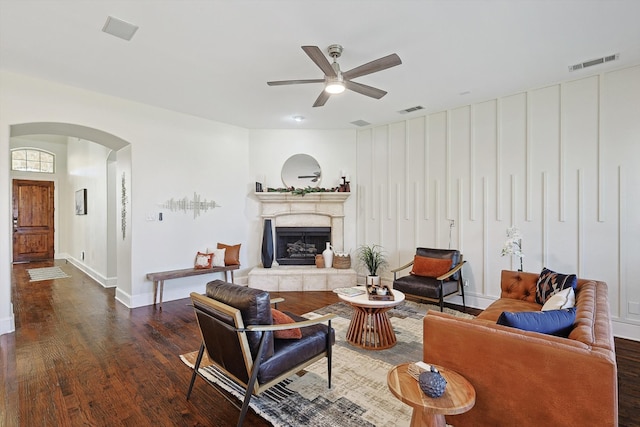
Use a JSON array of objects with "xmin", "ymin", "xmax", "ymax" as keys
[
  {"xmin": 497, "ymin": 307, "xmax": 577, "ymax": 337},
  {"xmin": 393, "ymin": 274, "xmax": 458, "ymax": 299},
  {"xmin": 207, "ymin": 247, "xmax": 227, "ymax": 267},
  {"xmin": 271, "ymin": 308, "xmax": 302, "ymax": 339},
  {"xmin": 542, "ymin": 287, "xmax": 575, "ymax": 311},
  {"xmin": 535, "ymin": 267, "xmax": 577, "ymax": 304},
  {"xmin": 194, "ymin": 252, "xmax": 213, "ymax": 269},
  {"xmin": 258, "ymin": 311, "xmax": 335, "ymax": 384},
  {"xmin": 411, "ymin": 255, "xmax": 452, "ymax": 278},
  {"xmin": 476, "ymin": 297, "xmax": 542, "ymax": 322},
  {"xmin": 415, "ymin": 248, "xmax": 461, "ymax": 281},
  {"xmin": 217, "ymin": 242, "xmax": 241, "ymax": 265}
]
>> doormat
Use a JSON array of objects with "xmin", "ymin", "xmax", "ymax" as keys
[{"xmin": 27, "ymin": 266, "xmax": 71, "ymax": 282}]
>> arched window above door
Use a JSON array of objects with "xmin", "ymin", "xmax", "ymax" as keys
[{"xmin": 11, "ymin": 148, "xmax": 55, "ymax": 173}]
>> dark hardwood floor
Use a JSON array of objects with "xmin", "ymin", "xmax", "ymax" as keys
[{"xmin": 2, "ymin": 261, "xmax": 639, "ymax": 426}]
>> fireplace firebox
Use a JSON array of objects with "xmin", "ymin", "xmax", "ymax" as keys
[{"xmin": 275, "ymin": 226, "xmax": 331, "ymax": 265}]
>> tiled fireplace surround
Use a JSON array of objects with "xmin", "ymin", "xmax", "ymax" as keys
[{"xmin": 248, "ymin": 192, "xmax": 357, "ymax": 291}]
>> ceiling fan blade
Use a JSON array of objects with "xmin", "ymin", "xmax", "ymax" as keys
[
  {"xmin": 344, "ymin": 81, "xmax": 387, "ymax": 99},
  {"xmin": 302, "ymin": 46, "xmax": 337, "ymax": 77},
  {"xmin": 342, "ymin": 53, "xmax": 402, "ymax": 80},
  {"xmin": 312, "ymin": 90, "xmax": 331, "ymax": 107},
  {"xmin": 267, "ymin": 79, "xmax": 324, "ymax": 86}
]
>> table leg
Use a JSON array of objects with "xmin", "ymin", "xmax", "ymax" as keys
[
  {"xmin": 411, "ymin": 408, "xmax": 446, "ymax": 427},
  {"xmin": 346, "ymin": 306, "xmax": 396, "ymax": 350},
  {"xmin": 153, "ymin": 280, "xmax": 158, "ymax": 307},
  {"xmin": 159, "ymin": 280, "xmax": 164, "ymax": 310}
]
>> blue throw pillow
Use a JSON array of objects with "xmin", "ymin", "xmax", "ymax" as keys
[
  {"xmin": 535, "ymin": 267, "xmax": 577, "ymax": 305},
  {"xmin": 497, "ymin": 308, "xmax": 577, "ymax": 337}
]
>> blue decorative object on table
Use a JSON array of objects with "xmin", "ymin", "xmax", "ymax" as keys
[{"xmin": 418, "ymin": 366, "xmax": 447, "ymax": 398}]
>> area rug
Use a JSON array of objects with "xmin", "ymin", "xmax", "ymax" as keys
[
  {"xmin": 180, "ymin": 300, "xmax": 474, "ymax": 427},
  {"xmin": 27, "ymin": 266, "xmax": 71, "ymax": 282}
]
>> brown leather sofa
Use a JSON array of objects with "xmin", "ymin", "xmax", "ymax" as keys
[{"xmin": 423, "ymin": 270, "xmax": 618, "ymax": 427}]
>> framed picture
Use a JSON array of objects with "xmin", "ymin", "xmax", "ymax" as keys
[{"xmin": 75, "ymin": 189, "xmax": 87, "ymax": 215}]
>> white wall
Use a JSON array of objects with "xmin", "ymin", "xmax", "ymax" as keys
[
  {"xmin": 1, "ymin": 67, "xmax": 638, "ymax": 341},
  {"xmin": 0, "ymin": 72, "xmax": 251, "ymax": 335},
  {"xmin": 64, "ymin": 137, "xmax": 112, "ymax": 283},
  {"xmin": 356, "ymin": 65, "xmax": 640, "ymax": 340}
]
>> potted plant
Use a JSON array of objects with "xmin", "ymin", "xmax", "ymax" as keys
[{"xmin": 357, "ymin": 244, "xmax": 388, "ymax": 286}]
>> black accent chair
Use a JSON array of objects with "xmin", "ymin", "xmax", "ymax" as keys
[
  {"xmin": 391, "ymin": 248, "xmax": 466, "ymax": 311},
  {"xmin": 186, "ymin": 280, "xmax": 336, "ymax": 427}
]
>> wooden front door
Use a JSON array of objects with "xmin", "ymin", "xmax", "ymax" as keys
[{"xmin": 12, "ymin": 179, "xmax": 55, "ymax": 263}]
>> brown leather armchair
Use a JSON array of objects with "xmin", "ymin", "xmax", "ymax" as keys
[
  {"xmin": 187, "ymin": 280, "xmax": 336, "ymax": 426},
  {"xmin": 391, "ymin": 248, "xmax": 466, "ymax": 311}
]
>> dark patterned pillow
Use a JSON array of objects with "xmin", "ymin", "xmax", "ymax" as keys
[{"xmin": 535, "ymin": 267, "xmax": 577, "ymax": 305}]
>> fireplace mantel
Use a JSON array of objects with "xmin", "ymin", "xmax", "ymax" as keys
[
  {"xmin": 254, "ymin": 191, "xmax": 351, "ymax": 252},
  {"xmin": 250, "ymin": 191, "xmax": 355, "ymax": 291},
  {"xmin": 254, "ymin": 192, "xmax": 350, "ymax": 203}
]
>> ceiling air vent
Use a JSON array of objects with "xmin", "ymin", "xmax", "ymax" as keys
[
  {"xmin": 569, "ymin": 53, "xmax": 619, "ymax": 72},
  {"xmin": 350, "ymin": 120, "xmax": 371, "ymax": 127},
  {"xmin": 398, "ymin": 105, "xmax": 424, "ymax": 114},
  {"xmin": 102, "ymin": 16, "xmax": 139, "ymax": 41}
]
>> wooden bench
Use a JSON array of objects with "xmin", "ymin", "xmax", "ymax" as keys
[{"xmin": 146, "ymin": 265, "xmax": 239, "ymax": 309}]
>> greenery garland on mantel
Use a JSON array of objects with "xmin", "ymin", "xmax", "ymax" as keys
[{"xmin": 267, "ymin": 186, "xmax": 341, "ymax": 196}]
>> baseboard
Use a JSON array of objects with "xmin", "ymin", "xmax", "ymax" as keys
[
  {"xmin": 0, "ymin": 313, "xmax": 15, "ymax": 336},
  {"xmin": 65, "ymin": 257, "xmax": 113, "ymax": 288},
  {"xmin": 612, "ymin": 319, "xmax": 640, "ymax": 342},
  {"xmin": 115, "ymin": 287, "xmax": 133, "ymax": 308}
]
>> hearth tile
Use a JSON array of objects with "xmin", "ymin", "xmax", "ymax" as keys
[
  {"xmin": 303, "ymin": 274, "xmax": 327, "ymax": 291},
  {"xmin": 248, "ymin": 274, "xmax": 279, "ymax": 291},
  {"xmin": 279, "ymin": 274, "xmax": 303, "ymax": 291},
  {"xmin": 329, "ymin": 272, "xmax": 357, "ymax": 289}
]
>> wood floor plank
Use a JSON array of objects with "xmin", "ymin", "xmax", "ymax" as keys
[{"xmin": 4, "ymin": 261, "xmax": 640, "ymax": 426}]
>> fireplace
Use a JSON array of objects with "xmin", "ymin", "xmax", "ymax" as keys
[{"xmin": 275, "ymin": 226, "xmax": 331, "ymax": 265}]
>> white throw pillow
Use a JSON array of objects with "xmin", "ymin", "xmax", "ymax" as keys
[
  {"xmin": 541, "ymin": 287, "xmax": 575, "ymax": 311},
  {"xmin": 207, "ymin": 247, "xmax": 226, "ymax": 267}
]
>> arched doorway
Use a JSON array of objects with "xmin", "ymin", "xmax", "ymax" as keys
[{"xmin": 10, "ymin": 122, "xmax": 131, "ymax": 295}]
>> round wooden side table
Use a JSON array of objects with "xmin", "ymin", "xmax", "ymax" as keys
[{"xmin": 387, "ymin": 363, "xmax": 475, "ymax": 427}]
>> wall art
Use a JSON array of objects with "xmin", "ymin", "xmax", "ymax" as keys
[
  {"xmin": 121, "ymin": 172, "xmax": 128, "ymax": 240},
  {"xmin": 75, "ymin": 188, "xmax": 87, "ymax": 215},
  {"xmin": 161, "ymin": 192, "xmax": 220, "ymax": 219}
]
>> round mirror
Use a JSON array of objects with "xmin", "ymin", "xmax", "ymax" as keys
[{"xmin": 281, "ymin": 154, "xmax": 322, "ymax": 188}]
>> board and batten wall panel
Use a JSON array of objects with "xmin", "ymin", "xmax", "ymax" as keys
[
  {"xmin": 601, "ymin": 66, "xmax": 640, "ymax": 328},
  {"xmin": 356, "ymin": 65, "xmax": 640, "ymax": 339}
]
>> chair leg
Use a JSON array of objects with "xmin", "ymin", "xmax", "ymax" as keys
[
  {"xmin": 439, "ymin": 281, "xmax": 444, "ymax": 312},
  {"xmin": 460, "ymin": 279, "xmax": 466, "ymax": 312},
  {"xmin": 186, "ymin": 343, "xmax": 205, "ymax": 400},
  {"xmin": 237, "ymin": 332, "xmax": 268, "ymax": 427},
  {"xmin": 327, "ymin": 320, "xmax": 332, "ymax": 389}
]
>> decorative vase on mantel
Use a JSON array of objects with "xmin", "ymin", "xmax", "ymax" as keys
[
  {"xmin": 322, "ymin": 242, "xmax": 334, "ymax": 268},
  {"xmin": 261, "ymin": 219, "xmax": 274, "ymax": 268}
]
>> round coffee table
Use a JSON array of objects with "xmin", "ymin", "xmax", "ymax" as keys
[
  {"xmin": 387, "ymin": 363, "xmax": 475, "ymax": 427},
  {"xmin": 338, "ymin": 288, "xmax": 405, "ymax": 350}
]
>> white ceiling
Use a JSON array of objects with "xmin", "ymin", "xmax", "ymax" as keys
[{"xmin": 1, "ymin": 0, "xmax": 639, "ymax": 130}]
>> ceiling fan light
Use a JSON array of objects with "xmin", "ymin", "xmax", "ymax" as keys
[{"xmin": 325, "ymin": 82, "xmax": 345, "ymax": 94}]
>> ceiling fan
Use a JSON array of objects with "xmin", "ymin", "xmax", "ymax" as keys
[{"xmin": 267, "ymin": 44, "xmax": 402, "ymax": 107}]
